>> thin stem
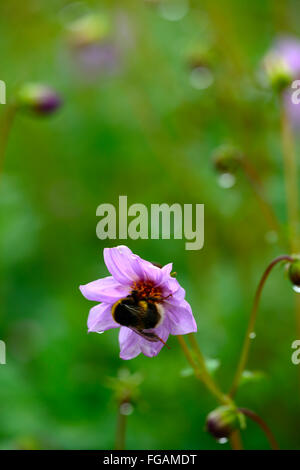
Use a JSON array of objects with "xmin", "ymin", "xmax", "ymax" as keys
[
  {"xmin": 188, "ymin": 333, "xmax": 210, "ymax": 373},
  {"xmin": 229, "ymin": 254, "xmax": 293, "ymax": 397},
  {"xmin": 188, "ymin": 333, "xmax": 225, "ymax": 399},
  {"xmin": 177, "ymin": 335, "xmax": 228, "ymax": 405},
  {"xmin": 201, "ymin": 0, "xmax": 245, "ymax": 76},
  {"xmin": 179, "ymin": 335, "xmax": 244, "ymax": 450},
  {"xmin": 229, "ymin": 430, "xmax": 243, "ymax": 450},
  {"xmin": 240, "ymin": 157, "xmax": 281, "ymax": 235},
  {"xmin": 0, "ymin": 103, "xmax": 17, "ymax": 177},
  {"xmin": 280, "ymin": 97, "xmax": 299, "ymax": 252},
  {"xmin": 239, "ymin": 408, "xmax": 279, "ymax": 450},
  {"xmin": 115, "ymin": 403, "xmax": 127, "ymax": 450},
  {"xmin": 279, "ymin": 97, "xmax": 300, "ymax": 363}
]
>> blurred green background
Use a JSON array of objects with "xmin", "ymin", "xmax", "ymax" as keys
[{"xmin": 1, "ymin": 0, "xmax": 300, "ymax": 450}]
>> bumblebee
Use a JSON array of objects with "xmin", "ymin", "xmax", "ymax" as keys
[{"xmin": 111, "ymin": 290, "xmax": 170, "ymax": 348}]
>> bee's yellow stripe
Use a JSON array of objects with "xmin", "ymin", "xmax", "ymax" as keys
[
  {"xmin": 138, "ymin": 300, "xmax": 148, "ymax": 314},
  {"xmin": 111, "ymin": 299, "xmax": 122, "ymax": 321}
]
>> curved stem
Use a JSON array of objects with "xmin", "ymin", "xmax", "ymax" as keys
[
  {"xmin": 0, "ymin": 103, "xmax": 17, "ymax": 177},
  {"xmin": 279, "ymin": 97, "xmax": 300, "ymax": 362},
  {"xmin": 240, "ymin": 157, "xmax": 281, "ymax": 235},
  {"xmin": 177, "ymin": 335, "xmax": 228, "ymax": 405},
  {"xmin": 115, "ymin": 403, "xmax": 127, "ymax": 450},
  {"xmin": 239, "ymin": 408, "xmax": 279, "ymax": 450},
  {"xmin": 229, "ymin": 254, "xmax": 293, "ymax": 397},
  {"xmin": 280, "ymin": 98, "xmax": 299, "ymax": 252}
]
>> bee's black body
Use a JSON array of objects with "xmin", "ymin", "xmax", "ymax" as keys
[
  {"xmin": 111, "ymin": 290, "xmax": 170, "ymax": 347},
  {"xmin": 112, "ymin": 294, "xmax": 161, "ymax": 330}
]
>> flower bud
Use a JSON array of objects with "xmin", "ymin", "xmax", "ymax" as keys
[
  {"xmin": 107, "ymin": 368, "xmax": 143, "ymax": 405},
  {"xmin": 263, "ymin": 53, "xmax": 292, "ymax": 93},
  {"xmin": 212, "ymin": 145, "xmax": 241, "ymax": 175},
  {"xmin": 206, "ymin": 406, "xmax": 242, "ymax": 439},
  {"xmin": 288, "ymin": 260, "xmax": 300, "ymax": 288},
  {"xmin": 16, "ymin": 83, "xmax": 62, "ymax": 115},
  {"xmin": 67, "ymin": 13, "xmax": 110, "ymax": 47},
  {"xmin": 185, "ymin": 44, "xmax": 213, "ymax": 71}
]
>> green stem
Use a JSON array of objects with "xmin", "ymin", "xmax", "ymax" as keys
[
  {"xmin": 229, "ymin": 254, "xmax": 293, "ymax": 397},
  {"xmin": 279, "ymin": 97, "xmax": 300, "ymax": 346},
  {"xmin": 201, "ymin": 0, "xmax": 245, "ymax": 76},
  {"xmin": 239, "ymin": 408, "xmax": 279, "ymax": 450},
  {"xmin": 177, "ymin": 335, "xmax": 229, "ymax": 405},
  {"xmin": 179, "ymin": 335, "xmax": 245, "ymax": 449},
  {"xmin": 280, "ymin": 97, "xmax": 299, "ymax": 252},
  {"xmin": 0, "ymin": 103, "xmax": 17, "ymax": 177},
  {"xmin": 178, "ymin": 335, "xmax": 246, "ymax": 451},
  {"xmin": 188, "ymin": 333, "xmax": 227, "ymax": 399},
  {"xmin": 229, "ymin": 430, "xmax": 243, "ymax": 450},
  {"xmin": 115, "ymin": 403, "xmax": 127, "ymax": 450},
  {"xmin": 240, "ymin": 157, "xmax": 281, "ymax": 236}
]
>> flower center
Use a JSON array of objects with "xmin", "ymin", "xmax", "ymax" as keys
[{"xmin": 131, "ymin": 280, "xmax": 163, "ymax": 302}]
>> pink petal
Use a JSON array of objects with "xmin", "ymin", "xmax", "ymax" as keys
[
  {"xmin": 139, "ymin": 323, "xmax": 170, "ymax": 357},
  {"xmin": 161, "ymin": 263, "xmax": 173, "ymax": 278},
  {"xmin": 136, "ymin": 258, "xmax": 164, "ymax": 285},
  {"xmin": 119, "ymin": 327, "xmax": 141, "ymax": 360},
  {"xmin": 80, "ymin": 276, "xmax": 130, "ymax": 303},
  {"xmin": 104, "ymin": 246, "xmax": 140, "ymax": 285},
  {"xmin": 118, "ymin": 323, "xmax": 170, "ymax": 359},
  {"xmin": 87, "ymin": 303, "xmax": 119, "ymax": 332},
  {"xmin": 160, "ymin": 277, "xmax": 183, "ymax": 299},
  {"xmin": 275, "ymin": 36, "xmax": 300, "ymax": 76},
  {"xmin": 165, "ymin": 300, "xmax": 197, "ymax": 335}
]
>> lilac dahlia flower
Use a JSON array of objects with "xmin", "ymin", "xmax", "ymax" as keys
[
  {"xmin": 265, "ymin": 36, "xmax": 300, "ymax": 127},
  {"xmin": 272, "ymin": 37, "xmax": 300, "ymax": 76},
  {"xmin": 80, "ymin": 246, "xmax": 197, "ymax": 360},
  {"xmin": 276, "ymin": 37, "xmax": 300, "ymax": 128}
]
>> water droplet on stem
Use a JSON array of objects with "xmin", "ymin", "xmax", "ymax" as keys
[
  {"xmin": 218, "ymin": 173, "xmax": 236, "ymax": 189},
  {"xmin": 217, "ymin": 437, "xmax": 228, "ymax": 444},
  {"xmin": 120, "ymin": 402, "xmax": 134, "ymax": 416}
]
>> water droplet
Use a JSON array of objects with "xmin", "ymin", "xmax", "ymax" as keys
[
  {"xmin": 249, "ymin": 332, "xmax": 256, "ymax": 339},
  {"xmin": 120, "ymin": 402, "xmax": 134, "ymax": 416},
  {"xmin": 189, "ymin": 67, "xmax": 214, "ymax": 90},
  {"xmin": 96, "ymin": 331, "xmax": 104, "ymax": 335},
  {"xmin": 217, "ymin": 438, "xmax": 228, "ymax": 444},
  {"xmin": 292, "ymin": 285, "xmax": 300, "ymax": 293},
  {"xmin": 218, "ymin": 173, "xmax": 236, "ymax": 189},
  {"xmin": 158, "ymin": 0, "xmax": 189, "ymax": 21}
]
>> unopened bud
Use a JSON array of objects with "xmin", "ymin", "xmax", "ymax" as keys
[
  {"xmin": 67, "ymin": 13, "xmax": 110, "ymax": 47},
  {"xmin": 185, "ymin": 44, "xmax": 213, "ymax": 71},
  {"xmin": 212, "ymin": 145, "xmax": 241, "ymax": 175},
  {"xmin": 17, "ymin": 83, "xmax": 62, "ymax": 115},
  {"xmin": 288, "ymin": 259, "xmax": 300, "ymax": 287},
  {"xmin": 206, "ymin": 406, "xmax": 242, "ymax": 439},
  {"xmin": 263, "ymin": 53, "xmax": 292, "ymax": 93}
]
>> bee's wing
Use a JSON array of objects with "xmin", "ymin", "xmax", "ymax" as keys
[
  {"xmin": 128, "ymin": 327, "xmax": 170, "ymax": 349},
  {"xmin": 123, "ymin": 304, "xmax": 143, "ymax": 315},
  {"xmin": 124, "ymin": 306, "xmax": 170, "ymax": 349},
  {"xmin": 128, "ymin": 326, "xmax": 160, "ymax": 343}
]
